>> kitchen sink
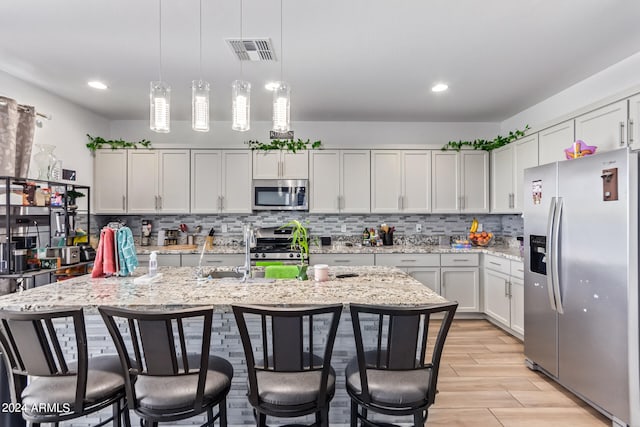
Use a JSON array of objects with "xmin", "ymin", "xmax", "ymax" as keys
[{"xmin": 195, "ymin": 269, "xmax": 271, "ymax": 282}]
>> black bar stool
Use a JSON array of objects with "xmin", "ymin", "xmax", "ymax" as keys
[
  {"xmin": 346, "ymin": 302, "xmax": 458, "ymax": 427},
  {"xmin": 232, "ymin": 304, "xmax": 342, "ymax": 427},
  {"xmin": 0, "ymin": 307, "xmax": 130, "ymax": 427},
  {"xmin": 99, "ymin": 305, "xmax": 233, "ymax": 427}
]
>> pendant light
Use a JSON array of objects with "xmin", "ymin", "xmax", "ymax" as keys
[
  {"xmin": 272, "ymin": 0, "xmax": 290, "ymax": 133},
  {"xmin": 150, "ymin": 0, "xmax": 170, "ymax": 133},
  {"xmin": 192, "ymin": 0, "xmax": 210, "ymax": 132},
  {"xmin": 232, "ymin": 0, "xmax": 251, "ymax": 131}
]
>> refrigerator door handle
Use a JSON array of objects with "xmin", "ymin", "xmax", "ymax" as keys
[
  {"xmin": 546, "ymin": 197, "xmax": 558, "ymax": 312},
  {"xmin": 552, "ymin": 197, "xmax": 564, "ymax": 314}
]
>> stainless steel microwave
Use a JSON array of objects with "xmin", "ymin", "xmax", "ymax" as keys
[{"xmin": 252, "ymin": 179, "xmax": 308, "ymax": 211}]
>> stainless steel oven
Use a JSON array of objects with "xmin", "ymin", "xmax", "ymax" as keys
[
  {"xmin": 252, "ymin": 179, "xmax": 308, "ymax": 211},
  {"xmin": 251, "ymin": 227, "xmax": 309, "ymax": 265}
]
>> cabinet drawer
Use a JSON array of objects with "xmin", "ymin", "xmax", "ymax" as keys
[
  {"xmin": 510, "ymin": 260, "xmax": 524, "ymax": 279},
  {"xmin": 309, "ymin": 254, "xmax": 375, "ymax": 266},
  {"xmin": 181, "ymin": 254, "xmax": 245, "ymax": 267},
  {"xmin": 375, "ymin": 253, "xmax": 440, "ymax": 267},
  {"xmin": 440, "ymin": 253, "xmax": 479, "ymax": 267},
  {"xmin": 483, "ymin": 254, "xmax": 511, "ymax": 275},
  {"xmin": 137, "ymin": 254, "xmax": 181, "ymax": 266}
]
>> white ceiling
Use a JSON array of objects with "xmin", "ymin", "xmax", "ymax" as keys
[{"xmin": 1, "ymin": 0, "xmax": 640, "ymax": 123}]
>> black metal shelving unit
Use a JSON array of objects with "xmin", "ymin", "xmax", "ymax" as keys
[{"xmin": 0, "ymin": 176, "xmax": 91, "ymax": 289}]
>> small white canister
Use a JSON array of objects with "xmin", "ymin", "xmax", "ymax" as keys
[{"xmin": 311, "ymin": 264, "xmax": 329, "ymax": 282}]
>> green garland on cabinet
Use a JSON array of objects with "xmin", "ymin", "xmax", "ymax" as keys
[
  {"xmin": 86, "ymin": 134, "xmax": 152, "ymax": 152},
  {"xmin": 441, "ymin": 125, "xmax": 530, "ymax": 151},
  {"xmin": 245, "ymin": 139, "xmax": 322, "ymax": 153}
]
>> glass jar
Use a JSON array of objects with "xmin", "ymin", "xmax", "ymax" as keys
[{"xmin": 33, "ymin": 144, "xmax": 61, "ymax": 180}]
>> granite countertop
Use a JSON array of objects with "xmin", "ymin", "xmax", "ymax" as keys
[
  {"xmin": 139, "ymin": 244, "xmax": 523, "ymax": 262},
  {"xmin": 0, "ymin": 266, "xmax": 447, "ymax": 312}
]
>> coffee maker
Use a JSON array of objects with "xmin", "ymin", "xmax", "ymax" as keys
[{"xmin": 141, "ymin": 219, "xmax": 152, "ymax": 246}]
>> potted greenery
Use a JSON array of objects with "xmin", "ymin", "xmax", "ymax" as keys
[
  {"xmin": 280, "ymin": 219, "xmax": 310, "ymax": 280},
  {"xmin": 65, "ymin": 189, "xmax": 85, "ymax": 207}
]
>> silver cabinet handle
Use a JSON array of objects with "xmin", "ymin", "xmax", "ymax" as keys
[
  {"xmin": 620, "ymin": 121, "xmax": 626, "ymax": 146},
  {"xmin": 452, "ymin": 258, "xmax": 469, "ymax": 262},
  {"xmin": 461, "ymin": 195, "xmax": 465, "ymax": 210},
  {"xmin": 217, "ymin": 195, "xmax": 222, "ymax": 210},
  {"xmin": 334, "ymin": 259, "xmax": 351, "ymax": 263},
  {"xmin": 630, "ymin": 119, "xmax": 635, "ymax": 144},
  {"xmin": 158, "ymin": 195, "xmax": 162, "ymax": 210},
  {"xmin": 220, "ymin": 195, "xmax": 224, "ymax": 211},
  {"xmin": 504, "ymin": 279, "xmax": 509, "ymax": 297},
  {"xmin": 205, "ymin": 259, "xmax": 223, "ymax": 264},
  {"xmin": 508, "ymin": 281, "xmax": 512, "ymax": 298},
  {"xmin": 398, "ymin": 196, "xmax": 402, "ymax": 210},
  {"xmin": 122, "ymin": 195, "xmax": 126, "ymax": 211},
  {"xmin": 489, "ymin": 261, "xmax": 501, "ymax": 266},
  {"xmin": 400, "ymin": 259, "xmax": 417, "ymax": 263},
  {"xmin": 154, "ymin": 195, "xmax": 158, "ymax": 210}
]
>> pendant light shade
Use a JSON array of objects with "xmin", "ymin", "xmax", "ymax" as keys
[
  {"xmin": 150, "ymin": 81, "xmax": 170, "ymax": 133},
  {"xmin": 232, "ymin": 80, "xmax": 251, "ymax": 132},
  {"xmin": 192, "ymin": 79, "xmax": 210, "ymax": 132},
  {"xmin": 272, "ymin": 81, "xmax": 290, "ymax": 132}
]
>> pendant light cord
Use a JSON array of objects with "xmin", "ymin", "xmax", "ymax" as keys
[
  {"xmin": 199, "ymin": 0, "xmax": 203, "ymax": 79},
  {"xmin": 239, "ymin": 0, "xmax": 243, "ymax": 76},
  {"xmin": 280, "ymin": 0, "xmax": 283, "ymax": 81},
  {"xmin": 158, "ymin": 0, "xmax": 163, "ymax": 82}
]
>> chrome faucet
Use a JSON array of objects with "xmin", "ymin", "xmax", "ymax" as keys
[{"xmin": 235, "ymin": 224, "xmax": 255, "ymax": 282}]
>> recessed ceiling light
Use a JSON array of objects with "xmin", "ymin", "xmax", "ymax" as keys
[
  {"xmin": 431, "ymin": 83, "xmax": 448, "ymax": 93},
  {"xmin": 88, "ymin": 81, "xmax": 108, "ymax": 90},
  {"xmin": 265, "ymin": 82, "xmax": 280, "ymax": 91}
]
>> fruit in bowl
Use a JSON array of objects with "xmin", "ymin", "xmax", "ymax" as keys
[{"xmin": 469, "ymin": 231, "xmax": 493, "ymax": 247}]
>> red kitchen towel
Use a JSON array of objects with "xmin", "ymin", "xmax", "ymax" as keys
[{"xmin": 91, "ymin": 227, "xmax": 117, "ymax": 278}]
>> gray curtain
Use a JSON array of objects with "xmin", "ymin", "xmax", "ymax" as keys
[{"xmin": 0, "ymin": 96, "xmax": 36, "ymax": 178}]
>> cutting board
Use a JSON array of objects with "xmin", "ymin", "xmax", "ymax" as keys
[{"xmin": 163, "ymin": 244, "xmax": 198, "ymax": 251}]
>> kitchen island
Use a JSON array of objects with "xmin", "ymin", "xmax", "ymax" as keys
[{"xmin": 0, "ymin": 266, "xmax": 446, "ymax": 426}]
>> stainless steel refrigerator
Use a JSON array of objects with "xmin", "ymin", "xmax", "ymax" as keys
[{"xmin": 524, "ymin": 147, "xmax": 640, "ymax": 426}]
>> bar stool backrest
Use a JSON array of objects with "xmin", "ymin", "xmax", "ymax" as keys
[
  {"xmin": 232, "ymin": 304, "xmax": 342, "ymax": 408},
  {"xmin": 0, "ymin": 308, "xmax": 88, "ymax": 411},
  {"xmin": 99, "ymin": 305, "xmax": 214, "ymax": 411}
]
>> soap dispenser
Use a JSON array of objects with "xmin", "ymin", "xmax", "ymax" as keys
[{"xmin": 148, "ymin": 251, "xmax": 158, "ymax": 277}]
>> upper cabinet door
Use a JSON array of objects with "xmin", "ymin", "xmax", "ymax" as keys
[
  {"xmin": 628, "ymin": 94, "xmax": 640, "ymax": 151},
  {"xmin": 461, "ymin": 151, "xmax": 489, "ymax": 213},
  {"xmin": 127, "ymin": 150, "xmax": 158, "ymax": 214},
  {"xmin": 431, "ymin": 151, "xmax": 460, "ymax": 213},
  {"xmin": 539, "ymin": 120, "xmax": 574, "ymax": 165},
  {"xmin": 575, "ymin": 100, "xmax": 628, "ymax": 153},
  {"xmin": 490, "ymin": 145, "xmax": 514, "ymax": 213},
  {"xmin": 94, "ymin": 150, "xmax": 127, "ymax": 214},
  {"xmin": 221, "ymin": 150, "xmax": 252, "ymax": 213},
  {"xmin": 513, "ymin": 134, "xmax": 539, "ymax": 212},
  {"xmin": 341, "ymin": 150, "xmax": 371, "ymax": 213},
  {"xmin": 401, "ymin": 151, "xmax": 431, "ymax": 213},
  {"xmin": 191, "ymin": 150, "xmax": 222, "ymax": 213},
  {"xmin": 310, "ymin": 150, "xmax": 341, "ymax": 213},
  {"xmin": 158, "ymin": 150, "xmax": 190, "ymax": 214},
  {"xmin": 281, "ymin": 150, "xmax": 309, "ymax": 179},
  {"xmin": 371, "ymin": 151, "xmax": 402, "ymax": 213},
  {"xmin": 252, "ymin": 151, "xmax": 281, "ymax": 179}
]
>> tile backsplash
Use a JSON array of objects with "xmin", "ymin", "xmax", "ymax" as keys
[{"xmin": 94, "ymin": 212, "xmax": 523, "ymax": 245}]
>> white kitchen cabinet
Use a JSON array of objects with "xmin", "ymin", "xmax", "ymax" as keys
[
  {"xmin": 137, "ymin": 253, "xmax": 182, "ymax": 266},
  {"xmin": 628, "ymin": 94, "xmax": 640, "ymax": 151},
  {"xmin": 539, "ymin": 120, "xmax": 574, "ymax": 165},
  {"xmin": 483, "ymin": 254, "xmax": 524, "ymax": 337},
  {"xmin": 440, "ymin": 253, "xmax": 480, "ymax": 312},
  {"xmin": 575, "ymin": 100, "xmax": 628, "ymax": 153},
  {"xmin": 310, "ymin": 150, "xmax": 370, "ymax": 213},
  {"xmin": 127, "ymin": 150, "xmax": 190, "ymax": 214},
  {"xmin": 375, "ymin": 253, "xmax": 440, "ymax": 293},
  {"xmin": 191, "ymin": 150, "xmax": 252, "ymax": 214},
  {"xmin": 309, "ymin": 253, "xmax": 375, "ymax": 266},
  {"xmin": 407, "ymin": 268, "xmax": 441, "ymax": 294},
  {"xmin": 432, "ymin": 151, "xmax": 488, "ymax": 213},
  {"xmin": 94, "ymin": 150, "xmax": 127, "ymax": 214},
  {"xmin": 253, "ymin": 150, "xmax": 308, "ymax": 179},
  {"xmin": 491, "ymin": 135, "xmax": 538, "ymax": 213},
  {"xmin": 181, "ymin": 254, "xmax": 245, "ymax": 267},
  {"xmin": 371, "ymin": 150, "xmax": 431, "ymax": 213}
]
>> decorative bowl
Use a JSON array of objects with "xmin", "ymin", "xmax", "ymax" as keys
[{"xmin": 469, "ymin": 232, "xmax": 493, "ymax": 247}]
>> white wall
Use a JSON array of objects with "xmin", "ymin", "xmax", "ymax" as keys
[
  {"xmin": 0, "ymin": 70, "xmax": 109, "ymax": 187},
  {"xmin": 110, "ymin": 120, "xmax": 500, "ymax": 150},
  {"xmin": 501, "ymin": 51, "xmax": 640, "ymax": 133}
]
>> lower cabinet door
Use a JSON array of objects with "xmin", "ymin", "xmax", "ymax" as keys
[
  {"xmin": 510, "ymin": 276, "xmax": 525, "ymax": 335},
  {"xmin": 136, "ymin": 254, "xmax": 181, "ymax": 266},
  {"xmin": 406, "ymin": 267, "xmax": 441, "ymax": 294},
  {"xmin": 441, "ymin": 267, "xmax": 479, "ymax": 312},
  {"xmin": 483, "ymin": 269, "xmax": 511, "ymax": 327}
]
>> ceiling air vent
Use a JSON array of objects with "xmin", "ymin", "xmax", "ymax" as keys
[{"xmin": 226, "ymin": 38, "xmax": 277, "ymax": 61}]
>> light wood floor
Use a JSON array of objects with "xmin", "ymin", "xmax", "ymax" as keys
[{"xmin": 428, "ymin": 319, "xmax": 610, "ymax": 426}]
